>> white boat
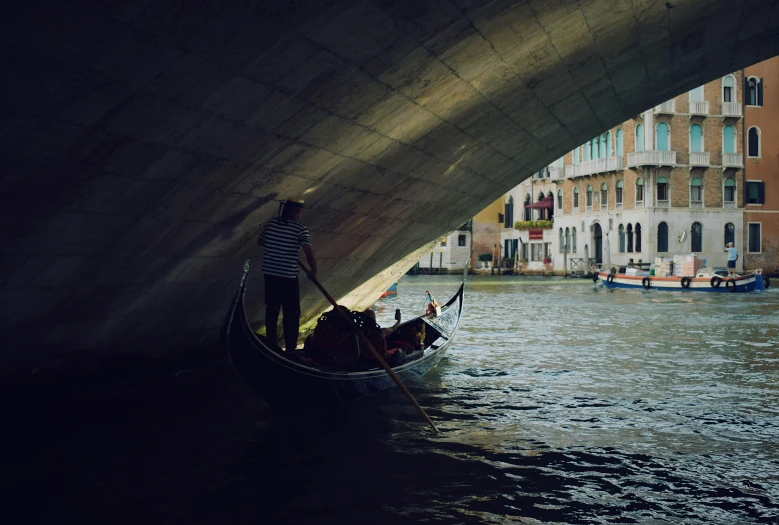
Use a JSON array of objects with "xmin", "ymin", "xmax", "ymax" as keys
[{"xmin": 594, "ymin": 267, "xmax": 768, "ymax": 293}]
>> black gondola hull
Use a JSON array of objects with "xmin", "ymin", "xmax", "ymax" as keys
[{"xmin": 222, "ymin": 264, "xmax": 464, "ymax": 408}]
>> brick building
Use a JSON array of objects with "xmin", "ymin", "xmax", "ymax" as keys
[
  {"xmin": 743, "ymin": 57, "xmax": 779, "ymax": 274},
  {"xmin": 502, "ymin": 68, "xmax": 751, "ymax": 274}
]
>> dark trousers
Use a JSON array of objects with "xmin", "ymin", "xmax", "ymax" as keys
[{"xmin": 264, "ymin": 274, "xmax": 300, "ymax": 352}]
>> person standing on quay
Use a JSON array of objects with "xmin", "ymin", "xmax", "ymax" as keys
[
  {"xmin": 724, "ymin": 241, "xmax": 738, "ymax": 277},
  {"xmin": 257, "ymin": 198, "xmax": 318, "ymax": 352}
]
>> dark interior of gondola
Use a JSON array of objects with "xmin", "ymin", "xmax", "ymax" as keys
[{"xmin": 260, "ymin": 314, "xmax": 444, "ymax": 373}]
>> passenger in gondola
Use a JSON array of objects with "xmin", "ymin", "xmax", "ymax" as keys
[{"xmin": 257, "ymin": 198, "xmax": 318, "ymax": 353}]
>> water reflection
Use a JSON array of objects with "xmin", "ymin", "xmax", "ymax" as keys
[{"xmin": 4, "ymin": 276, "xmax": 777, "ymax": 524}]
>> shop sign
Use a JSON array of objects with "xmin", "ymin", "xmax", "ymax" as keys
[{"xmin": 529, "ymin": 229, "xmax": 543, "ymax": 240}]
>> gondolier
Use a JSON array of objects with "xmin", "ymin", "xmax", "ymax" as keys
[{"xmin": 257, "ymin": 198, "xmax": 317, "ymax": 352}]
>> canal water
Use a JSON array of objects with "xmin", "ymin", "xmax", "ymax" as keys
[{"xmin": 4, "ymin": 276, "xmax": 778, "ymax": 524}]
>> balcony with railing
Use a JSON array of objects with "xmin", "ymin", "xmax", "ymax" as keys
[
  {"xmin": 615, "ymin": 202, "xmax": 623, "ymax": 210},
  {"xmin": 689, "ymin": 151, "xmax": 710, "ymax": 167},
  {"xmin": 572, "ymin": 205, "xmax": 580, "ymax": 215},
  {"xmin": 547, "ymin": 166, "xmax": 563, "ymax": 180},
  {"xmin": 722, "ymin": 102, "xmax": 742, "ymax": 117},
  {"xmin": 689, "ymin": 101, "xmax": 709, "ymax": 115},
  {"xmin": 690, "ymin": 200, "xmax": 703, "ymax": 208},
  {"xmin": 722, "ymin": 152, "xmax": 743, "ymax": 168},
  {"xmin": 723, "ymin": 200, "xmax": 736, "ymax": 209},
  {"xmin": 654, "ymin": 100, "xmax": 676, "ymax": 113},
  {"xmin": 635, "ymin": 200, "xmax": 644, "ymax": 208},
  {"xmin": 627, "ymin": 150, "xmax": 676, "ymax": 168},
  {"xmin": 563, "ymin": 157, "xmax": 624, "ymax": 178},
  {"xmin": 586, "ymin": 205, "xmax": 593, "ymax": 213},
  {"xmin": 656, "ymin": 199, "xmax": 670, "ymax": 208}
]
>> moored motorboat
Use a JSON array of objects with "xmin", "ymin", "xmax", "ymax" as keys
[
  {"xmin": 380, "ymin": 282, "xmax": 398, "ymax": 298},
  {"xmin": 594, "ymin": 267, "xmax": 768, "ymax": 293},
  {"xmin": 221, "ymin": 261, "xmax": 464, "ymax": 407}
]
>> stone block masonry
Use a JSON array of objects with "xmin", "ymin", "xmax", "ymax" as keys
[{"xmin": 2, "ymin": 0, "xmax": 779, "ymax": 379}]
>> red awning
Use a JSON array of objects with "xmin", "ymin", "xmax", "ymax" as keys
[{"xmin": 526, "ymin": 196, "xmax": 554, "ymax": 209}]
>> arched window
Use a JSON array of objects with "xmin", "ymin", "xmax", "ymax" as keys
[
  {"xmin": 656, "ymin": 122, "xmax": 669, "ymax": 151},
  {"xmin": 724, "ymin": 223, "xmax": 735, "ymax": 247},
  {"xmin": 723, "ymin": 125, "xmax": 736, "ymax": 154},
  {"xmin": 635, "ymin": 223, "xmax": 642, "ymax": 252},
  {"xmin": 657, "ymin": 176, "xmax": 669, "ymax": 202},
  {"xmin": 748, "ymin": 126, "xmax": 761, "ymax": 157},
  {"xmin": 635, "ymin": 124, "xmax": 644, "ymax": 152},
  {"xmin": 657, "ymin": 222, "xmax": 669, "ymax": 252},
  {"xmin": 600, "ymin": 134, "xmax": 607, "ymax": 158},
  {"xmin": 573, "ymin": 187, "xmax": 580, "ymax": 209},
  {"xmin": 565, "ymin": 227, "xmax": 571, "ymax": 253},
  {"xmin": 586, "ymin": 184, "xmax": 593, "ymax": 207},
  {"xmin": 572, "ymin": 227, "xmax": 577, "ymax": 253},
  {"xmin": 559, "ymin": 228, "xmax": 565, "ymax": 253},
  {"xmin": 689, "ymin": 86, "xmax": 704, "ymax": 101},
  {"xmin": 722, "ymin": 75, "xmax": 735, "ymax": 103},
  {"xmin": 690, "ymin": 177, "xmax": 703, "ymax": 206},
  {"xmin": 619, "ymin": 224, "xmax": 626, "ymax": 253},
  {"xmin": 616, "ymin": 180, "xmax": 623, "ymax": 205},
  {"xmin": 505, "ymin": 196, "xmax": 514, "ymax": 227},
  {"xmin": 723, "ymin": 177, "xmax": 736, "ymax": 204},
  {"xmin": 606, "ymin": 131, "xmax": 612, "ymax": 157},
  {"xmin": 557, "ymin": 189, "xmax": 563, "ymax": 210},
  {"xmin": 583, "ymin": 143, "xmax": 590, "ymax": 162},
  {"xmin": 616, "ymin": 129, "xmax": 624, "ymax": 156},
  {"xmin": 747, "ymin": 77, "xmax": 759, "ymax": 106},
  {"xmin": 636, "ymin": 177, "xmax": 644, "ymax": 204},
  {"xmin": 524, "ymin": 193, "xmax": 531, "ymax": 221},
  {"xmin": 690, "ymin": 124, "xmax": 703, "ymax": 153},
  {"xmin": 691, "ymin": 222, "xmax": 703, "ymax": 252},
  {"xmin": 627, "ymin": 224, "xmax": 634, "ymax": 252},
  {"xmin": 573, "ymin": 146, "xmax": 579, "ymax": 164},
  {"xmin": 591, "ymin": 138, "xmax": 598, "ymax": 160},
  {"xmin": 600, "ymin": 183, "xmax": 608, "ymax": 209}
]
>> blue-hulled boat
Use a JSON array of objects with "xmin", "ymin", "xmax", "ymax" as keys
[{"xmin": 594, "ymin": 268, "xmax": 768, "ymax": 293}]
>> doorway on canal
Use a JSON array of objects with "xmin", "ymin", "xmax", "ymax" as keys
[{"xmin": 593, "ymin": 223, "xmax": 603, "ymax": 264}]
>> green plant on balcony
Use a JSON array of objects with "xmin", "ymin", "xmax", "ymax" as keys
[{"xmin": 514, "ymin": 220, "xmax": 553, "ymax": 230}]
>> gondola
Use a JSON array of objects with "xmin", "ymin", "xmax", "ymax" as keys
[{"xmin": 221, "ymin": 261, "xmax": 465, "ymax": 407}]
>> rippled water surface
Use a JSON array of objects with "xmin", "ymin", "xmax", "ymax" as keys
[{"xmin": 5, "ymin": 276, "xmax": 778, "ymax": 524}]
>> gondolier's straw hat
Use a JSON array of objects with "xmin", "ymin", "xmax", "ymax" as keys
[{"xmin": 279, "ymin": 198, "xmax": 310, "ymax": 209}]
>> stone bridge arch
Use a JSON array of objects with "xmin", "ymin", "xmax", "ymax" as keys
[{"xmin": 2, "ymin": 0, "xmax": 778, "ymax": 372}]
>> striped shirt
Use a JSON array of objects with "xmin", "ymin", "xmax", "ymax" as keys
[{"xmin": 259, "ymin": 217, "xmax": 312, "ymax": 278}]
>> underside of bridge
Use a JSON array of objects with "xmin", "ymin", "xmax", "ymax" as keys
[{"xmin": 2, "ymin": 0, "xmax": 779, "ymax": 377}]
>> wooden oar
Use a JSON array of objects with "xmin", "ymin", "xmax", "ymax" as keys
[{"xmin": 298, "ymin": 260, "xmax": 440, "ymax": 433}]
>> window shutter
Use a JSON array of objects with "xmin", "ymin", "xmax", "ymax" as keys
[
  {"xmin": 758, "ymin": 182, "xmax": 765, "ymax": 204},
  {"xmin": 498, "ymin": 213, "xmax": 504, "ymax": 224},
  {"xmin": 758, "ymin": 78, "xmax": 764, "ymax": 106},
  {"xmin": 745, "ymin": 77, "xmax": 749, "ymax": 102}
]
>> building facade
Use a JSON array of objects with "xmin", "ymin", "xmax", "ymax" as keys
[
  {"xmin": 502, "ymin": 70, "xmax": 750, "ymax": 274},
  {"xmin": 416, "ymin": 227, "xmax": 472, "ymax": 273},
  {"xmin": 743, "ymin": 57, "xmax": 779, "ymax": 274},
  {"xmin": 470, "ymin": 198, "xmax": 504, "ymax": 269}
]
